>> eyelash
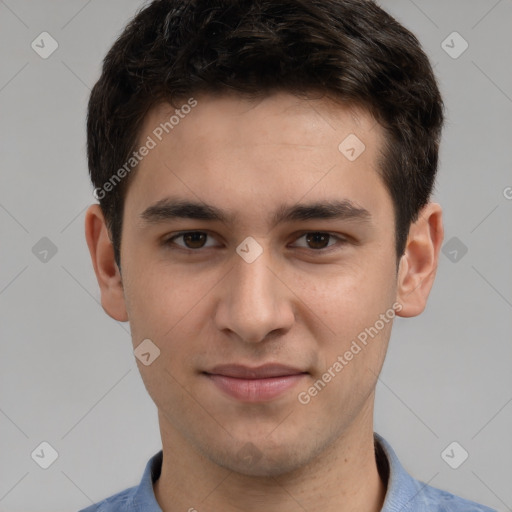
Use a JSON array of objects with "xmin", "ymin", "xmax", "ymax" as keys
[{"xmin": 163, "ymin": 231, "xmax": 348, "ymax": 253}]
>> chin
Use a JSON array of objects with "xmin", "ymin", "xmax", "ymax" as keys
[
  {"xmin": 222, "ymin": 451, "xmax": 304, "ymax": 478},
  {"xmin": 205, "ymin": 435, "xmax": 328, "ymax": 478}
]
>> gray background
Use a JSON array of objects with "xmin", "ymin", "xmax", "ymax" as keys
[{"xmin": 0, "ymin": 0, "xmax": 511, "ymax": 510}]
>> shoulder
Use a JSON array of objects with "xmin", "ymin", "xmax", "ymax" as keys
[
  {"xmin": 414, "ymin": 482, "xmax": 497, "ymax": 512},
  {"xmin": 76, "ymin": 450, "xmax": 163, "ymax": 511},
  {"xmin": 374, "ymin": 433, "xmax": 497, "ymax": 512},
  {"xmin": 77, "ymin": 485, "xmax": 138, "ymax": 512}
]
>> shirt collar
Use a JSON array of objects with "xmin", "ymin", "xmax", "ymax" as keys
[
  {"xmin": 375, "ymin": 432, "xmax": 433, "ymax": 512},
  {"xmin": 131, "ymin": 449, "xmax": 163, "ymax": 511}
]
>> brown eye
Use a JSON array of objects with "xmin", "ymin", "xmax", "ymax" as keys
[
  {"xmin": 291, "ymin": 232, "xmax": 346, "ymax": 251},
  {"xmin": 305, "ymin": 232, "xmax": 331, "ymax": 249},
  {"xmin": 166, "ymin": 231, "xmax": 218, "ymax": 250},
  {"xmin": 182, "ymin": 232, "xmax": 207, "ymax": 249}
]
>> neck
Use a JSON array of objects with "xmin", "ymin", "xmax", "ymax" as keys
[{"xmin": 154, "ymin": 412, "xmax": 386, "ymax": 512}]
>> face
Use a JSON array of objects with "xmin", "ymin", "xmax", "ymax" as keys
[{"xmin": 117, "ymin": 92, "xmax": 401, "ymax": 476}]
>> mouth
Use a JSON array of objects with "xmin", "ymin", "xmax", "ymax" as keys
[{"xmin": 203, "ymin": 364, "xmax": 308, "ymax": 402}]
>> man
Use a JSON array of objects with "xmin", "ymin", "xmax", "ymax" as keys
[{"xmin": 82, "ymin": 0, "xmax": 496, "ymax": 510}]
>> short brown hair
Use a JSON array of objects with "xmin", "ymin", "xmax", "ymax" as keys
[{"xmin": 87, "ymin": 0, "xmax": 444, "ymax": 269}]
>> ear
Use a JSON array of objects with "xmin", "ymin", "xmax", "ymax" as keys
[
  {"xmin": 396, "ymin": 202, "xmax": 444, "ymax": 318},
  {"xmin": 84, "ymin": 204, "xmax": 128, "ymax": 322}
]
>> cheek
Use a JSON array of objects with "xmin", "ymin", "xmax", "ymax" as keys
[
  {"xmin": 123, "ymin": 258, "xmax": 223, "ymax": 358},
  {"xmin": 122, "ymin": 264, "xmax": 214, "ymax": 408},
  {"xmin": 295, "ymin": 255, "xmax": 396, "ymax": 341}
]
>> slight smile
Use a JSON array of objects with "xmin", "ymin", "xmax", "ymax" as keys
[{"xmin": 203, "ymin": 364, "xmax": 309, "ymax": 402}]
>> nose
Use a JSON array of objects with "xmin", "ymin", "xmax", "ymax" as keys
[{"xmin": 214, "ymin": 245, "xmax": 295, "ymax": 344}]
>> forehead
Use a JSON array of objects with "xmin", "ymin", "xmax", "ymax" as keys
[
  {"xmin": 124, "ymin": 92, "xmax": 391, "ymax": 228},
  {"xmin": 144, "ymin": 92, "xmax": 379, "ymax": 151}
]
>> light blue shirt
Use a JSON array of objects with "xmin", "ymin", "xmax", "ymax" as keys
[{"xmin": 78, "ymin": 433, "xmax": 496, "ymax": 511}]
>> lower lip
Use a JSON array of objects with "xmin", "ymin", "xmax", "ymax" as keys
[{"xmin": 205, "ymin": 373, "xmax": 306, "ymax": 402}]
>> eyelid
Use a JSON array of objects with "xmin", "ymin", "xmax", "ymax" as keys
[
  {"xmin": 164, "ymin": 230, "xmax": 221, "ymax": 249},
  {"xmin": 289, "ymin": 232, "xmax": 348, "ymax": 250},
  {"xmin": 163, "ymin": 230, "xmax": 349, "ymax": 252}
]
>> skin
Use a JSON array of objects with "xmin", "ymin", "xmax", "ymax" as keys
[{"xmin": 85, "ymin": 91, "xmax": 443, "ymax": 512}]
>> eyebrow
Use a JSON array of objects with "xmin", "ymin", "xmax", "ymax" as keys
[{"xmin": 139, "ymin": 197, "xmax": 372, "ymax": 228}]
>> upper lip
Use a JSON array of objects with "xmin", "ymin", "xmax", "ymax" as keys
[{"xmin": 205, "ymin": 364, "xmax": 307, "ymax": 379}]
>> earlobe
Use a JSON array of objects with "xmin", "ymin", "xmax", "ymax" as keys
[
  {"xmin": 396, "ymin": 203, "xmax": 444, "ymax": 318},
  {"xmin": 84, "ymin": 204, "xmax": 129, "ymax": 322}
]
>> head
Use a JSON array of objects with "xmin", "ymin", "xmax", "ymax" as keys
[{"xmin": 85, "ymin": 0, "xmax": 444, "ymax": 476}]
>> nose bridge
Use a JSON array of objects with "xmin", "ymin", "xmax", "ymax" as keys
[
  {"xmin": 235, "ymin": 250, "xmax": 275, "ymax": 304},
  {"xmin": 215, "ymin": 244, "xmax": 294, "ymax": 343}
]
